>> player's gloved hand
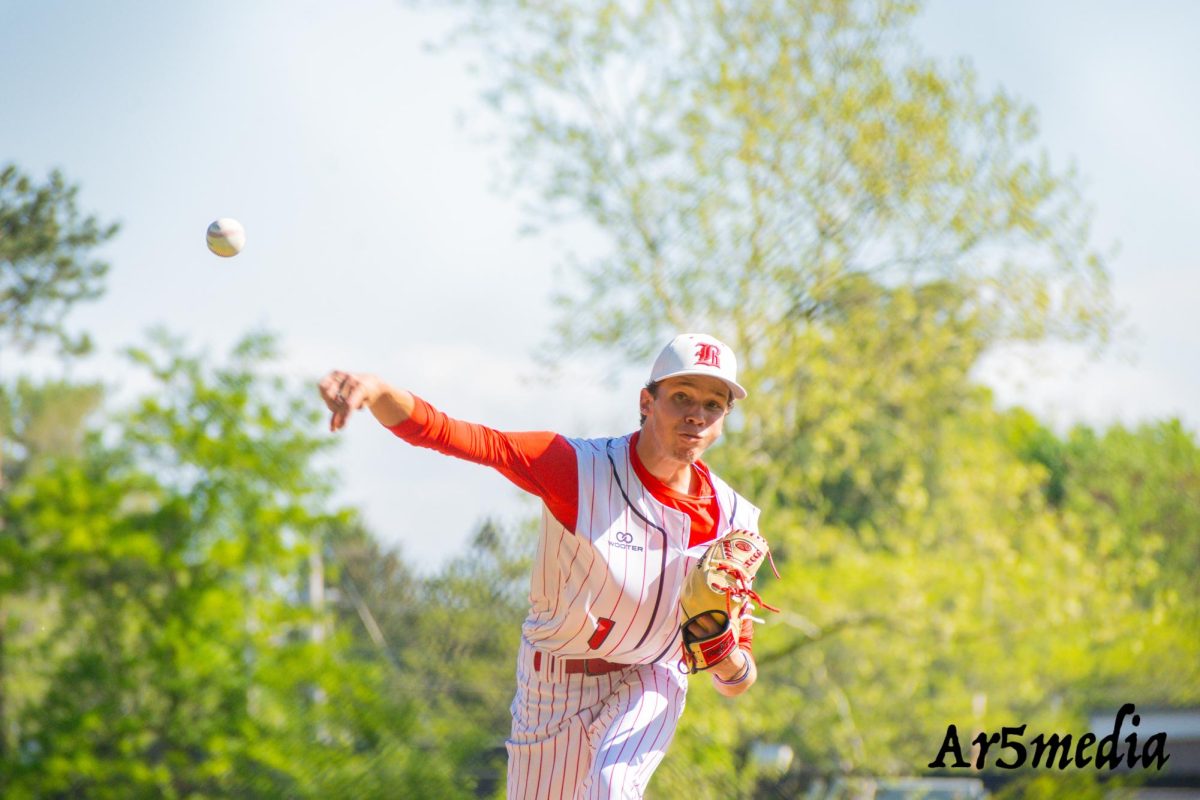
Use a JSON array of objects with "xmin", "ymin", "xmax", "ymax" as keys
[{"xmin": 679, "ymin": 529, "xmax": 779, "ymax": 673}]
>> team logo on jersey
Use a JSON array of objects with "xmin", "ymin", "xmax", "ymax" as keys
[
  {"xmin": 694, "ymin": 342, "xmax": 721, "ymax": 368},
  {"xmin": 610, "ymin": 531, "xmax": 644, "ymax": 552}
]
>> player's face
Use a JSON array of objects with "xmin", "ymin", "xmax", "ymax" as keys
[{"xmin": 640, "ymin": 376, "xmax": 731, "ymax": 463}]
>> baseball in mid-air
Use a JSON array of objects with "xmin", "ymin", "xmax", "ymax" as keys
[{"xmin": 206, "ymin": 218, "xmax": 246, "ymax": 257}]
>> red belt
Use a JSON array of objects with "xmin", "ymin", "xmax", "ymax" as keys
[
  {"xmin": 534, "ymin": 652, "xmax": 629, "ymax": 676},
  {"xmin": 564, "ymin": 658, "xmax": 629, "ymax": 676}
]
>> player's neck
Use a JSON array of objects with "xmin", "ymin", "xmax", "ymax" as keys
[{"xmin": 633, "ymin": 430, "xmax": 699, "ymax": 495}]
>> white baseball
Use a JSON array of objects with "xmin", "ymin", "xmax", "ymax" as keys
[{"xmin": 206, "ymin": 218, "xmax": 246, "ymax": 257}]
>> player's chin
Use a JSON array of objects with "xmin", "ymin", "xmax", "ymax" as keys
[{"xmin": 675, "ymin": 433, "xmax": 705, "ymax": 456}]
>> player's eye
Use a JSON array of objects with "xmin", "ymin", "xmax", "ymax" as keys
[{"xmin": 706, "ymin": 401, "xmax": 723, "ymax": 411}]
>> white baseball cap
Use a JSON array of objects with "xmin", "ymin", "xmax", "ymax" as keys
[{"xmin": 649, "ymin": 333, "xmax": 747, "ymax": 400}]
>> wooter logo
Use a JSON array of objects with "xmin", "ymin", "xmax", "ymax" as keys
[
  {"xmin": 609, "ymin": 531, "xmax": 644, "ymax": 552},
  {"xmin": 928, "ymin": 704, "xmax": 1168, "ymax": 771}
]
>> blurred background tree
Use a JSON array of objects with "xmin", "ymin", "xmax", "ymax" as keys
[
  {"xmin": 0, "ymin": 162, "xmax": 500, "ymax": 795},
  {"xmin": 1, "ymin": 162, "xmax": 118, "ymax": 787},
  {"xmin": 0, "ymin": 163, "xmax": 118, "ymax": 359},
  {"xmin": 0, "ymin": 327, "xmax": 529, "ymax": 798},
  {"xmin": 427, "ymin": 0, "xmax": 1197, "ymax": 794}
]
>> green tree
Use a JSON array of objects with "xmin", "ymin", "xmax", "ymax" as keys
[
  {"xmin": 1061, "ymin": 419, "xmax": 1200, "ymax": 603},
  {"xmin": 0, "ymin": 163, "xmax": 118, "ymax": 357},
  {"xmin": 1052, "ymin": 419, "xmax": 1200, "ymax": 709},
  {"xmin": 0, "ymin": 379, "xmax": 105, "ymax": 766},
  {"xmin": 1001, "ymin": 412, "xmax": 1200, "ymax": 710},
  {"xmin": 329, "ymin": 518, "xmax": 535, "ymax": 798},
  {"xmin": 0, "ymin": 380, "xmax": 104, "ymax": 487},
  {"xmin": 435, "ymin": 0, "xmax": 1111, "ymax": 365},
  {"xmin": 1, "ymin": 161, "xmax": 116, "ymax": 771},
  {"xmin": 0, "ymin": 332, "xmax": 432, "ymax": 798}
]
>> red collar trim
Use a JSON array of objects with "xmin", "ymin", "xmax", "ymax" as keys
[{"xmin": 628, "ymin": 431, "xmax": 713, "ymax": 501}]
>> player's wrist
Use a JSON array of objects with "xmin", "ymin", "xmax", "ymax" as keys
[
  {"xmin": 711, "ymin": 651, "xmax": 756, "ymax": 698},
  {"xmin": 710, "ymin": 657, "xmax": 748, "ymax": 690},
  {"xmin": 712, "ymin": 649, "xmax": 749, "ymax": 683},
  {"xmin": 367, "ymin": 383, "xmax": 414, "ymax": 427}
]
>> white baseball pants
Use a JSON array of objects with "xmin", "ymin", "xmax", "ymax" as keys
[{"xmin": 506, "ymin": 637, "xmax": 689, "ymax": 799}]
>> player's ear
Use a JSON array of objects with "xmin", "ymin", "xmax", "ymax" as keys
[{"xmin": 639, "ymin": 388, "xmax": 653, "ymax": 419}]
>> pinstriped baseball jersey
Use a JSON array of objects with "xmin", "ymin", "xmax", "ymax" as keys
[
  {"xmin": 386, "ymin": 392, "xmax": 766, "ymax": 798},
  {"xmin": 523, "ymin": 434, "xmax": 761, "ymax": 665}
]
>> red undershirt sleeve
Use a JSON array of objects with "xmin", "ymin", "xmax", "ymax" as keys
[{"xmin": 385, "ymin": 395, "xmax": 579, "ymax": 531}]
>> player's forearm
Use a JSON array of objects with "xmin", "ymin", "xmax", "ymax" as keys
[{"xmin": 712, "ymin": 650, "xmax": 756, "ymax": 697}]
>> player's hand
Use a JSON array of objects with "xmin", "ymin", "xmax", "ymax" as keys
[
  {"xmin": 318, "ymin": 370, "xmax": 383, "ymax": 432},
  {"xmin": 685, "ymin": 613, "xmax": 744, "ymax": 675},
  {"xmin": 685, "ymin": 613, "xmax": 724, "ymax": 639}
]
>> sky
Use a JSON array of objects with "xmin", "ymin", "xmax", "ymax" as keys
[{"xmin": 2, "ymin": 0, "xmax": 1198, "ymax": 569}]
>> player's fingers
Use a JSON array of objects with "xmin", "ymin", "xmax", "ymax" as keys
[
  {"xmin": 345, "ymin": 384, "xmax": 370, "ymax": 410},
  {"xmin": 319, "ymin": 372, "xmax": 348, "ymax": 410},
  {"xmin": 319, "ymin": 370, "xmax": 344, "ymax": 393}
]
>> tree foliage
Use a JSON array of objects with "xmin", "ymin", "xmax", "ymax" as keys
[
  {"xmin": 0, "ymin": 379, "xmax": 104, "ymax": 489},
  {"xmin": 0, "ymin": 334, "xmax": 438, "ymax": 798},
  {"xmin": 427, "ymin": 0, "xmax": 1195, "ymax": 795},
  {"xmin": 330, "ymin": 519, "xmax": 533, "ymax": 799},
  {"xmin": 437, "ymin": 0, "xmax": 1112, "ymax": 366},
  {"xmin": 0, "ymin": 164, "xmax": 118, "ymax": 356}
]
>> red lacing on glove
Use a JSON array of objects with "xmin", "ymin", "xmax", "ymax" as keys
[
  {"xmin": 765, "ymin": 548, "xmax": 781, "ymax": 580},
  {"xmin": 712, "ymin": 563, "xmax": 781, "ymax": 614}
]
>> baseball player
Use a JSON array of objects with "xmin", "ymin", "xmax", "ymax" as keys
[{"xmin": 319, "ymin": 333, "xmax": 772, "ymax": 799}]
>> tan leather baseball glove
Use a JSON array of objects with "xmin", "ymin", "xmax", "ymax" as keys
[{"xmin": 679, "ymin": 529, "xmax": 779, "ymax": 673}]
